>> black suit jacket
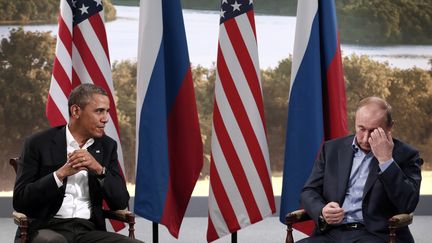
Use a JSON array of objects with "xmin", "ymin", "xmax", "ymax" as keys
[
  {"xmin": 301, "ymin": 135, "xmax": 422, "ymax": 242},
  {"xmin": 13, "ymin": 126, "xmax": 130, "ymax": 231}
]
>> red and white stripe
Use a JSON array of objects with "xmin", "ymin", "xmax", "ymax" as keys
[
  {"xmin": 207, "ymin": 10, "xmax": 275, "ymax": 242},
  {"xmin": 46, "ymin": 0, "xmax": 125, "ymax": 231}
]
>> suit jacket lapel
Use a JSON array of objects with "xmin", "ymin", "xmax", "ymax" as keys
[
  {"xmin": 86, "ymin": 138, "xmax": 104, "ymax": 206},
  {"xmin": 51, "ymin": 126, "xmax": 68, "ymax": 167},
  {"xmin": 88, "ymin": 139, "xmax": 103, "ymax": 166},
  {"xmin": 363, "ymin": 157, "xmax": 379, "ymax": 198},
  {"xmin": 50, "ymin": 126, "xmax": 68, "ymax": 186},
  {"xmin": 337, "ymin": 136, "xmax": 355, "ymax": 204}
]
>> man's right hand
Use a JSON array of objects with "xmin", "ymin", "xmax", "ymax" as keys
[
  {"xmin": 55, "ymin": 159, "xmax": 84, "ymax": 181},
  {"xmin": 321, "ymin": 202, "xmax": 344, "ymax": 225}
]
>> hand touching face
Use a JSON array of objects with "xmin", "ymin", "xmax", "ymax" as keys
[
  {"xmin": 368, "ymin": 128, "xmax": 394, "ymax": 163},
  {"xmin": 355, "ymin": 103, "xmax": 393, "ymax": 157}
]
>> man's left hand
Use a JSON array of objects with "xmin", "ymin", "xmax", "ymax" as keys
[
  {"xmin": 369, "ymin": 127, "xmax": 394, "ymax": 164},
  {"xmin": 68, "ymin": 149, "xmax": 104, "ymax": 175}
]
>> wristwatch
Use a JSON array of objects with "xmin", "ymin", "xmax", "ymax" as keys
[
  {"xmin": 319, "ymin": 213, "xmax": 329, "ymax": 232},
  {"xmin": 97, "ymin": 166, "xmax": 106, "ymax": 179}
]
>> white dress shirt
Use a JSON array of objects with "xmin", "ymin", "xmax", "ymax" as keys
[{"xmin": 53, "ymin": 125, "xmax": 94, "ymax": 219}]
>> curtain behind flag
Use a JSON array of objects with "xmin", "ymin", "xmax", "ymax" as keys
[
  {"xmin": 279, "ymin": 0, "xmax": 348, "ymax": 234},
  {"xmin": 134, "ymin": 0, "xmax": 203, "ymax": 238},
  {"xmin": 207, "ymin": 0, "xmax": 275, "ymax": 241},
  {"xmin": 45, "ymin": 0, "xmax": 125, "ymax": 231}
]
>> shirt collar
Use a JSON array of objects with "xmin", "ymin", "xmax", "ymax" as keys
[
  {"xmin": 66, "ymin": 125, "xmax": 94, "ymax": 150},
  {"xmin": 351, "ymin": 137, "xmax": 359, "ymax": 153},
  {"xmin": 352, "ymin": 137, "xmax": 373, "ymax": 158}
]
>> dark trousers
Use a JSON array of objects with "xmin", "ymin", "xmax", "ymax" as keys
[
  {"xmin": 296, "ymin": 226, "xmax": 385, "ymax": 243},
  {"xmin": 29, "ymin": 218, "xmax": 143, "ymax": 243}
]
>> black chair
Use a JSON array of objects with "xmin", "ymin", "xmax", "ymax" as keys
[
  {"xmin": 10, "ymin": 157, "xmax": 136, "ymax": 242},
  {"xmin": 285, "ymin": 209, "xmax": 413, "ymax": 243}
]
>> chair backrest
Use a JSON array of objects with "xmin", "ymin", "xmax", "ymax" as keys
[{"xmin": 10, "ymin": 157, "xmax": 20, "ymax": 174}]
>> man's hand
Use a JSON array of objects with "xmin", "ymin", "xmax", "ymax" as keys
[
  {"xmin": 55, "ymin": 149, "xmax": 103, "ymax": 181},
  {"xmin": 55, "ymin": 161, "xmax": 82, "ymax": 181},
  {"xmin": 322, "ymin": 202, "xmax": 344, "ymax": 225},
  {"xmin": 368, "ymin": 127, "xmax": 394, "ymax": 164},
  {"xmin": 67, "ymin": 149, "xmax": 103, "ymax": 175}
]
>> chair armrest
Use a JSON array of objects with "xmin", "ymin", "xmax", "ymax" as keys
[
  {"xmin": 388, "ymin": 213, "xmax": 413, "ymax": 229},
  {"xmin": 13, "ymin": 211, "xmax": 29, "ymax": 226},
  {"xmin": 103, "ymin": 209, "xmax": 136, "ymax": 239},
  {"xmin": 13, "ymin": 211, "xmax": 30, "ymax": 243},
  {"xmin": 285, "ymin": 209, "xmax": 311, "ymax": 243},
  {"xmin": 285, "ymin": 209, "xmax": 311, "ymax": 225},
  {"xmin": 102, "ymin": 209, "xmax": 135, "ymax": 223}
]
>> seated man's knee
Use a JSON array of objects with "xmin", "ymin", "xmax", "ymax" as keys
[{"xmin": 31, "ymin": 229, "xmax": 68, "ymax": 243}]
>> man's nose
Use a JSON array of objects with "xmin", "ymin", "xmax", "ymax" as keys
[
  {"xmin": 364, "ymin": 132, "xmax": 371, "ymax": 141},
  {"xmin": 101, "ymin": 113, "xmax": 109, "ymax": 123}
]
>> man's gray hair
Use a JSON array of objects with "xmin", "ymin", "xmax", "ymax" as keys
[
  {"xmin": 68, "ymin": 83, "xmax": 108, "ymax": 115},
  {"xmin": 356, "ymin": 96, "xmax": 393, "ymax": 127}
]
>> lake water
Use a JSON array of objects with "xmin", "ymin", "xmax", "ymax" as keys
[{"xmin": 1, "ymin": 5, "xmax": 431, "ymax": 70}]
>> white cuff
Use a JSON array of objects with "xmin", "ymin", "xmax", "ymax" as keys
[{"xmin": 53, "ymin": 172, "xmax": 63, "ymax": 188}]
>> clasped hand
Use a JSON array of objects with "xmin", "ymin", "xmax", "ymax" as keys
[
  {"xmin": 56, "ymin": 149, "xmax": 102, "ymax": 180},
  {"xmin": 322, "ymin": 202, "xmax": 344, "ymax": 225}
]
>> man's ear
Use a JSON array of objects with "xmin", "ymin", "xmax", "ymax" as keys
[
  {"xmin": 70, "ymin": 105, "xmax": 81, "ymax": 118},
  {"xmin": 388, "ymin": 120, "xmax": 395, "ymax": 130}
]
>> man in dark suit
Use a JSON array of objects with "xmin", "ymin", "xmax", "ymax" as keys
[
  {"xmin": 298, "ymin": 97, "xmax": 422, "ymax": 243},
  {"xmin": 13, "ymin": 84, "xmax": 142, "ymax": 242}
]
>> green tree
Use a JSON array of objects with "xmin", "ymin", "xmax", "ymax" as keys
[
  {"xmin": 396, "ymin": 1, "xmax": 432, "ymax": 44},
  {"xmin": 0, "ymin": 0, "xmax": 116, "ymax": 24},
  {"xmin": 338, "ymin": 0, "xmax": 432, "ymax": 44},
  {"xmin": 387, "ymin": 67, "xmax": 432, "ymax": 150},
  {"xmin": 193, "ymin": 65, "xmax": 216, "ymax": 178},
  {"xmin": 343, "ymin": 55, "xmax": 393, "ymax": 130},
  {"xmin": 0, "ymin": 0, "xmax": 57, "ymax": 24},
  {"xmin": 112, "ymin": 60, "xmax": 137, "ymax": 183},
  {"xmin": 0, "ymin": 1, "xmax": 17, "ymax": 21},
  {"xmin": 343, "ymin": 55, "xmax": 432, "ymax": 168},
  {"xmin": 262, "ymin": 58, "xmax": 291, "ymax": 173},
  {"xmin": 0, "ymin": 28, "xmax": 55, "ymax": 190},
  {"xmin": 104, "ymin": 0, "xmax": 117, "ymax": 22}
]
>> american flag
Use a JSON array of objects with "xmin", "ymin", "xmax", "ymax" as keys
[
  {"xmin": 45, "ymin": 0, "xmax": 125, "ymax": 231},
  {"xmin": 207, "ymin": 0, "xmax": 275, "ymax": 241}
]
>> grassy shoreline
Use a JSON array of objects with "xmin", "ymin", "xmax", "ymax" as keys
[
  {"xmin": 111, "ymin": 0, "xmax": 296, "ymax": 16},
  {"xmin": 111, "ymin": 0, "xmax": 139, "ymax": 6}
]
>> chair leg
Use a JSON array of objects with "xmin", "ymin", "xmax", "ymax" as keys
[
  {"xmin": 126, "ymin": 215, "xmax": 135, "ymax": 239},
  {"xmin": 286, "ymin": 224, "xmax": 294, "ymax": 243},
  {"xmin": 19, "ymin": 234, "xmax": 27, "ymax": 243},
  {"xmin": 19, "ymin": 222, "xmax": 29, "ymax": 243},
  {"xmin": 389, "ymin": 227, "xmax": 396, "ymax": 243}
]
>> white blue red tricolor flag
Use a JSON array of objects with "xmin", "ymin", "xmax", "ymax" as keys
[
  {"xmin": 46, "ymin": 0, "xmax": 125, "ymax": 231},
  {"xmin": 134, "ymin": 0, "xmax": 203, "ymax": 238},
  {"xmin": 207, "ymin": 0, "xmax": 275, "ymax": 241},
  {"xmin": 279, "ymin": 0, "xmax": 348, "ymax": 234}
]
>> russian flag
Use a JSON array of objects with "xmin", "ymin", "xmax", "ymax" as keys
[
  {"xmin": 279, "ymin": 0, "xmax": 348, "ymax": 234},
  {"xmin": 134, "ymin": 0, "xmax": 203, "ymax": 238}
]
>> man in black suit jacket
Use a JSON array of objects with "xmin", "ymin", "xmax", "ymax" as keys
[
  {"xmin": 13, "ymin": 84, "xmax": 142, "ymax": 243},
  {"xmin": 298, "ymin": 97, "xmax": 422, "ymax": 243}
]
